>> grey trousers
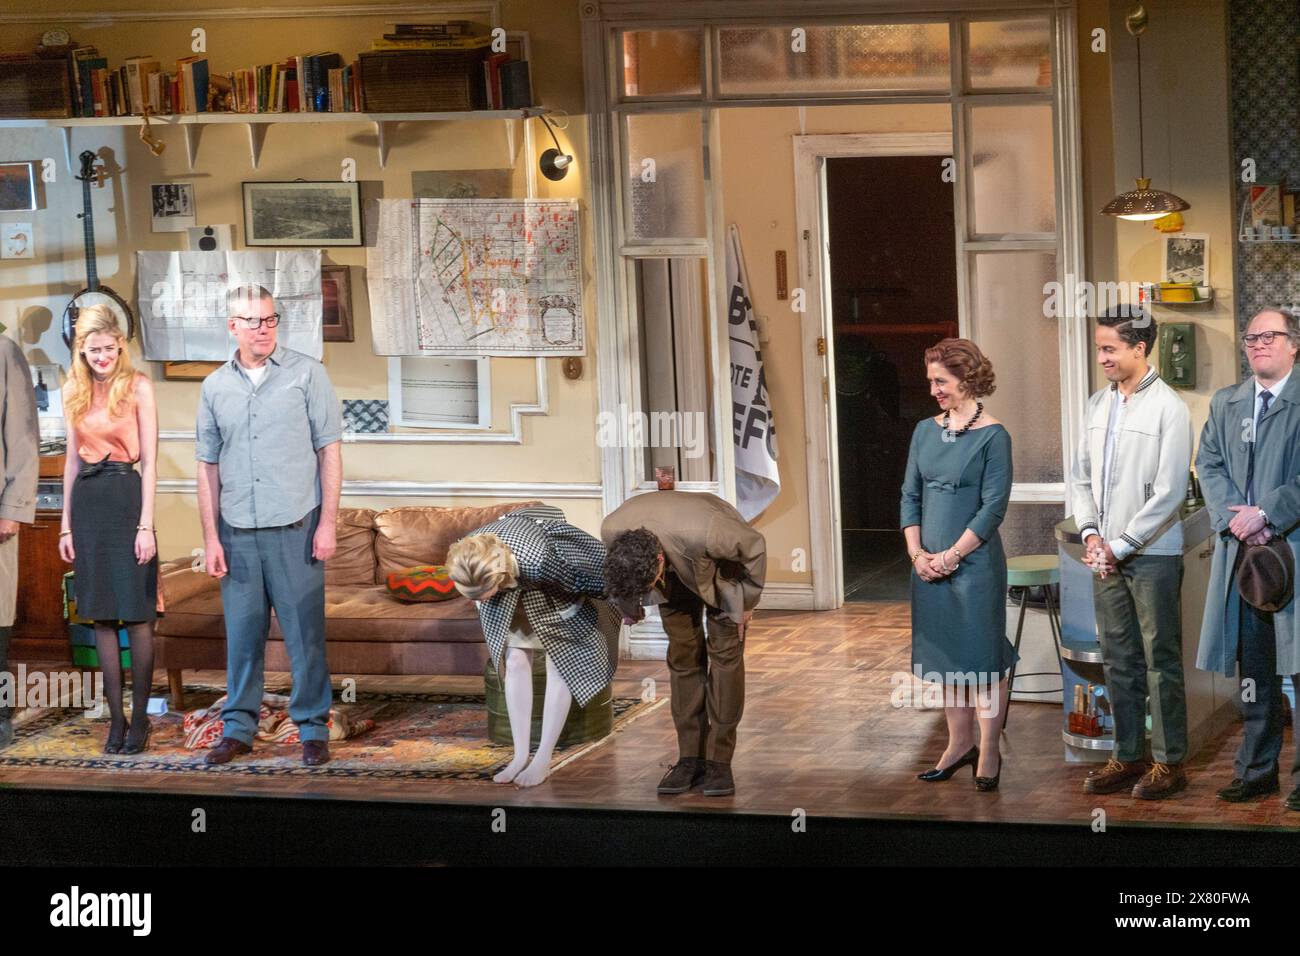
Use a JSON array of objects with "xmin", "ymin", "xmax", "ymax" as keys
[
  {"xmin": 1236, "ymin": 594, "xmax": 1300, "ymax": 785},
  {"xmin": 1092, "ymin": 553, "xmax": 1188, "ymax": 764},
  {"xmin": 217, "ymin": 508, "xmax": 332, "ymax": 744}
]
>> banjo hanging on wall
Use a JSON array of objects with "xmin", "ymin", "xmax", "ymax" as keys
[{"xmin": 62, "ymin": 149, "xmax": 135, "ymax": 346}]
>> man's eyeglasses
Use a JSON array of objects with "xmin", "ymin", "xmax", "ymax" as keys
[
  {"xmin": 1241, "ymin": 330, "xmax": 1291, "ymax": 347},
  {"xmin": 234, "ymin": 313, "xmax": 280, "ymax": 330}
]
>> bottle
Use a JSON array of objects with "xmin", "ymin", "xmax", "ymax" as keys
[{"xmin": 1185, "ymin": 468, "xmax": 1203, "ymax": 508}]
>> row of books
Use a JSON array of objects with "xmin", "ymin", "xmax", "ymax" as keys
[
  {"xmin": 60, "ymin": 20, "xmax": 529, "ymax": 117},
  {"xmin": 217, "ymin": 53, "xmax": 358, "ymax": 113},
  {"xmin": 69, "ymin": 48, "xmax": 207, "ymax": 117}
]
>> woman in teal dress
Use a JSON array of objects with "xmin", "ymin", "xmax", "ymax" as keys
[{"xmin": 900, "ymin": 338, "xmax": 1015, "ymax": 791}]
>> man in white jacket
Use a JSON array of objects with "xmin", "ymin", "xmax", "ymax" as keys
[{"xmin": 1069, "ymin": 305, "xmax": 1193, "ymax": 799}]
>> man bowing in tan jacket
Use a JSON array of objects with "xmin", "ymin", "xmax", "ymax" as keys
[{"xmin": 603, "ymin": 490, "xmax": 766, "ymax": 797}]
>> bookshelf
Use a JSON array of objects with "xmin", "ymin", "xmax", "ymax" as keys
[{"xmin": 0, "ymin": 107, "xmax": 551, "ymax": 171}]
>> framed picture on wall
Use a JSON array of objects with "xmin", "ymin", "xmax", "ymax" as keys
[
  {"xmin": 242, "ymin": 181, "xmax": 363, "ymax": 246},
  {"xmin": 388, "ymin": 356, "xmax": 491, "ymax": 430},
  {"xmin": 321, "ymin": 264, "xmax": 354, "ymax": 342},
  {"xmin": 1162, "ymin": 232, "xmax": 1209, "ymax": 285},
  {"xmin": 150, "ymin": 182, "xmax": 196, "ymax": 232},
  {"xmin": 0, "ymin": 161, "xmax": 37, "ymax": 212}
]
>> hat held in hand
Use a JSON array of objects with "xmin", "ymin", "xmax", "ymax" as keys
[{"xmin": 1237, "ymin": 538, "xmax": 1294, "ymax": 613}]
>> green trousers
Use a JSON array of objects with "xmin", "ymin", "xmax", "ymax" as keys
[{"xmin": 1092, "ymin": 553, "xmax": 1188, "ymax": 764}]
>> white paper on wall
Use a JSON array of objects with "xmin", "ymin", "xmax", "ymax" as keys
[
  {"xmin": 135, "ymin": 250, "xmax": 323, "ymax": 361},
  {"xmin": 367, "ymin": 198, "xmax": 584, "ymax": 357}
]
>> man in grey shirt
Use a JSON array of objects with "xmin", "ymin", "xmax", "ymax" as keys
[{"xmin": 196, "ymin": 284, "xmax": 342, "ymax": 766}]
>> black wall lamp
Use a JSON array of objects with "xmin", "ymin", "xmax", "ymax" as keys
[{"xmin": 537, "ymin": 113, "xmax": 574, "ymax": 181}]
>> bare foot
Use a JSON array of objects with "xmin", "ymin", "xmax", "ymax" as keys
[
  {"xmin": 513, "ymin": 758, "xmax": 552, "ymax": 788},
  {"xmin": 493, "ymin": 756, "xmax": 529, "ymax": 784}
]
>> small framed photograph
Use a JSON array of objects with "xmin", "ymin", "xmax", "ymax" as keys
[
  {"xmin": 151, "ymin": 183, "xmax": 196, "ymax": 232},
  {"xmin": 321, "ymin": 264, "xmax": 355, "ymax": 342},
  {"xmin": 1162, "ymin": 232, "xmax": 1209, "ymax": 284},
  {"xmin": 1, "ymin": 222, "xmax": 33, "ymax": 259},
  {"xmin": 0, "ymin": 161, "xmax": 37, "ymax": 212},
  {"xmin": 388, "ymin": 356, "xmax": 491, "ymax": 430},
  {"xmin": 242, "ymin": 181, "xmax": 363, "ymax": 247}
]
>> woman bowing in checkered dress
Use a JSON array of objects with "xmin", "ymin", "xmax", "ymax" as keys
[{"xmin": 447, "ymin": 505, "xmax": 620, "ymax": 787}]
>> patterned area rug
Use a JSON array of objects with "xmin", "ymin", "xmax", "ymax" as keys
[{"xmin": 0, "ymin": 684, "xmax": 665, "ymax": 781}]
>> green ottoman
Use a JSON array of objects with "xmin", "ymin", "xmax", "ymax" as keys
[{"xmin": 484, "ymin": 655, "xmax": 613, "ymax": 748}]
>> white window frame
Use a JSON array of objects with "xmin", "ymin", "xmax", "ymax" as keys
[{"xmin": 582, "ymin": 2, "xmax": 1088, "ymax": 570}]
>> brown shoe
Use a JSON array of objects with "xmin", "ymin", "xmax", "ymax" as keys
[
  {"xmin": 1083, "ymin": 757, "xmax": 1145, "ymax": 794},
  {"xmin": 701, "ymin": 760, "xmax": 735, "ymax": 797},
  {"xmin": 205, "ymin": 737, "xmax": 252, "ymax": 765},
  {"xmin": 656, "ymin": 758, "xmax": 706, "ymax": 794},
  {"xmin": 303, "ymin": 739, "xmax": 331, "ymax": 767},
  {"xmin": 1132, "ymin": 762, "xmax": 1187, "ymax": 800}
]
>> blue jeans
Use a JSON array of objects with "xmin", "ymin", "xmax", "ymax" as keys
[{"xmin": 218, "ymin": 508, "xmax": 332, "ymax": 744}]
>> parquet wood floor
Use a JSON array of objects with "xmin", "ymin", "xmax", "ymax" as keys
[{"xmin": 4, "ymin": 602, "xmax": 1297, "ymax": 830}]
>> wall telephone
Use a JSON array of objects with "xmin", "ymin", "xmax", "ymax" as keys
[{"xmin": 1158, "ymin": 322, "xmax": 1196, "ymax": 390}]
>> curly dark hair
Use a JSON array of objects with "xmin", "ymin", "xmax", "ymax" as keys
[
  {"xmin": 604, "ymin": 528, "xmax": 662, "ymax": 602},
  {"xmin": 924, "ymin": 337, "xmax": 996, "ymax": 398},
  {"xmin": 1097, "ymin": 304, "xmax": 1157, "ymax": 357}
]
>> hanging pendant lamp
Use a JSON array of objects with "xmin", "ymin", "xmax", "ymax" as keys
[{"xmin": 1101, "ymin": 5, "xmax": 1190, "ymax": 220}]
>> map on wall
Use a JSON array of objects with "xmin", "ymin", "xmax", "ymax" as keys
[
  {"xmin": 367, "ymin": 198, "xmax": 584, "ymax": 356},
  {"xmin": 135, "ymin": 250, "xmax": 323, "ymax": 361}
]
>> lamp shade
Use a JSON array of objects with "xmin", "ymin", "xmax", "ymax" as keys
[{"xmin": 1101, "ymin": 177, "xmax": 1190, "ymax": 221}]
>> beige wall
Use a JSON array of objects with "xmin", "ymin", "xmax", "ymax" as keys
[
  {"xmin": 1101, "ymin": 0, "xmax": 1238, "ymax": 433},
  {"xmin": 0, "ymin": 0, "xmax": 603, "ymax": 558}
]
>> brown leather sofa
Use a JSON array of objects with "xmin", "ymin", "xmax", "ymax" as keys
[{"xmin": 155, "ymin": 501, "xmax": 542, "ymax": 709}]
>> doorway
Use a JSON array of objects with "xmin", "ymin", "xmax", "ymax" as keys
[{"xmin": 825, "ymin": 154, "xmax": 957, "ymax": 601}]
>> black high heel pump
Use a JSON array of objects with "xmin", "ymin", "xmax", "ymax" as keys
[
  {"xmin": 917, "ymin": 745, "xmax": 979, "ymax": 781},
  {"xmin": 123, "ymin": 719, "xmax": 152, "ymax": 755},
  {"xmin": 975, "ymin": 753, "xmax": 1002, "ymax": 791}
]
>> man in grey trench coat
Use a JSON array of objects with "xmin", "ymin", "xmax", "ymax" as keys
[{"xmin": 1195, "ymin": 307, "xmax": 1300, "ymax": 810}]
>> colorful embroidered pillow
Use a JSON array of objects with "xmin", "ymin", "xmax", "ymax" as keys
[{"xmin": 386, "ymin": 565, "xmax": 459, "ymax": 603}]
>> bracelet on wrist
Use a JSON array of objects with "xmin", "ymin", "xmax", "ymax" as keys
[
  {"xmin": 59, "ymin": 530, "xmax": 72, "ymax": 537},
  {"xmin": 911, "ymin": 549, "xmax": 925, "ymax": 563}
]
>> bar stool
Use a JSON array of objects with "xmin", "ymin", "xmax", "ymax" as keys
[{"xmin": 1003, "ymin": 554, "xmax": 1064, "ymax": 730}]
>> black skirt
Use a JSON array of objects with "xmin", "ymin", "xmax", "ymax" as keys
[{"xmin": 71, "ymin": 462, "xmax": 158, "ymax": 623}]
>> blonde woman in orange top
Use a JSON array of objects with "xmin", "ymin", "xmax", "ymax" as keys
[{"xmin": 58, "ymin": 305, "xmax": 159, "ymax": 755}]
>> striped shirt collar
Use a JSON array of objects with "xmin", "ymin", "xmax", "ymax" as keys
[{"xmin": 1109, "ymin": 365, "xmax": 1159, "ymax": 396}]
